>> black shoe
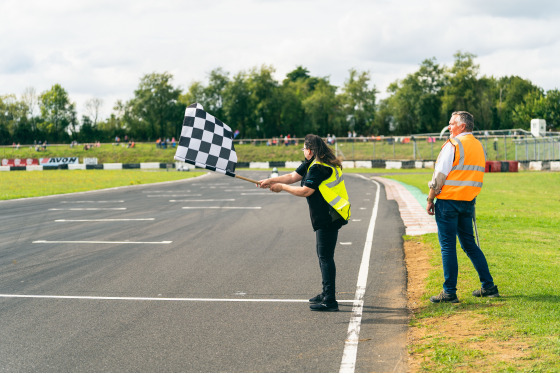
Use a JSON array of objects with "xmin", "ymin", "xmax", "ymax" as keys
[
  {"xmin": 472, "ymin": 285, "xmax": 500, "ymax": 298},
  {"xmin": 308, "ymin": 294, "xmax": 324, "ymax": 304},
  {"xmin": 309, "ymin": 300, "xmax": 339, "ymax": 312},
  {"xmin": 430, "ymin": 291, "xmax": 459, "ymax": 303}
]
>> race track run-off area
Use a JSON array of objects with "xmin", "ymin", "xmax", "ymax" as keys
[{"xmin": 0, "ymin": 171, "xmax": 411, "ymax": 372}]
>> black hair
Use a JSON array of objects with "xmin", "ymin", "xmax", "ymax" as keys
[{"xmin": 304, "ymin": 134, "xmax": 342, "ymax": 168}]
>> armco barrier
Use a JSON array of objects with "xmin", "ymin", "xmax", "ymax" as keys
[
  {"xmin": 501, "ymin": 162, "xmax": 510, "ymax": 172},
  {"xmin": 486, "ymin": 161, "xmax": 502, "ymax": 172},
  {"xmin": 401, "ymin": 160, "xmax": 415, "ymax": 169},
  {"xmin": 508, "ymin": 161, "xmax": 518, "ymax": 172},
  {"xmin": 371, "ymin": 159, "xmax": 387, "ymax": 168},
  {"xmin": 0, "ymin": 159, "xmax": 556, "ymax": 172}
]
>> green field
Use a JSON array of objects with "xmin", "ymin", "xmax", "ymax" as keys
[
  {"xmin": 0, "ymin": 135, "xmax": 534, "ymax": 163},
  {"xmin": 386, "ymin": 172, "xmax": 560, "ymax": 372}
]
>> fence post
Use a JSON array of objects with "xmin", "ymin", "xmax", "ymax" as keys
[{"xmin": 431, "ymin": 140, "xmax": 434, "ymax": 159}]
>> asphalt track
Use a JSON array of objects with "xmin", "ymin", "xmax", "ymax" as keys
[{"xmin": 0, "ymin": 170, "xmax": 407, "ymax": 372}]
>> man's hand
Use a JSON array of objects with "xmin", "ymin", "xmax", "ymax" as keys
[{"xmin": 426, "ymin": 200, "xmax": 435, "ymax": 215}]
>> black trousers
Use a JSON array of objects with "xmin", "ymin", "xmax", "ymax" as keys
[{"xmin": 315, "ymin": 228, "xmax": 339, "ymax": 302}]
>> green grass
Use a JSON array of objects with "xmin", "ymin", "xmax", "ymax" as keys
[
  {"xmin": 0, "ymin": 170, "xmax": 206, "ymax": 200},
  {"xmin": 1, "ymin": 135, "xmax": 541, "ymax": 163},
  {"xmin": 387, "ymin": 171, "xmax": 560, "ymax": 372}
]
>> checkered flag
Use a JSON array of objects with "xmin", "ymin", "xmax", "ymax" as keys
[{"xmin": 174, "ymin": 103, "xmax": 237, "ymax": 176}]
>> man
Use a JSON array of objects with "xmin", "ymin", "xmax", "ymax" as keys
[{"xmin": 426, "ymin": 111, "xmax": 499, "ymax": 303}]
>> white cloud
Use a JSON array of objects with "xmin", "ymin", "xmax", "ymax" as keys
[{"xmin": 1, "ymin": 0, "xmax": 560, "ymax": 120}]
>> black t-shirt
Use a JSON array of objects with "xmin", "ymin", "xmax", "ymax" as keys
[{"xmin": 296, "ymin": 158, "xmax": 347, "ymax": 231}]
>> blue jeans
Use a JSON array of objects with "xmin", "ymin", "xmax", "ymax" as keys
[
  {"xmin": 435, "ymin": 199, "xmax": 494, "ymax": 294},
  {"xmin": 315, "ymin": 228, "xmax": 338, "ymax": 302}
]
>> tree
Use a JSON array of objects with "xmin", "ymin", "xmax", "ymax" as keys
[
  {"xmin": 0, "ymin": 95, "xmax": 17, "ymax": 144},
  {"xmin": 84, "ymin": 97, "xmax": 103, "ymax": 126},
  {"xmin": 339, "ymin": 68, "xmax": 377, "ymax": 135},
  {"xmin": 513, "ymin": 89, "xmax": 560, "ymax": 130},
  {"xmin": 77, "ymin": 115, "xmax": 101, "ymax": 142},
  {"xmin": 203, "ymin": 68, "xmax": 229, "ymax": 121},
  {"xmin": 489, "ymin": 76, "xmax": 542, "ymax": 129},
  {"xmin": 382, "ymin": 58, "xmax": 445, "ymax": 134},
  {"xmin": 302, "ymin": 79, "xmax": 341, "ymax": 136},
  {"xmin": 97, "ymin": 100, "xmax": 129, "ymax": 141},
  {"xmin": 38, "ymin": 84, "xmax": 77, "ymax": 142},
  {"xmin": 180, "ymin": 81, "xmax": 206, "ymax": 107},
  {"xmin": 127, "ymin": 72, "xmax": 184, "ymax": 140},
  {"xmin": 222, "ymin": 71, "xmax": 255, "ymax": 138},
  {"xmin": 440, "ymin": 51, "xmax": 495, "ymax": 130},
  {"xmin": 246, "ymin": 65, "xmax": 281, "ymax": 138},
  {"xmin": 20, "ymin": 87, "xmax": 41, "ymax": 139}
]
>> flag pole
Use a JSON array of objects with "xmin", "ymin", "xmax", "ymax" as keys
[{"xmin": 235, "ymin": 174, "xmax": 260, "ymax": 185}]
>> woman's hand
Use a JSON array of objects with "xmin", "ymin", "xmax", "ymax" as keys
[
  {"xmin": 258, "ymin": 179, "xmax": 271, "ymax": 188},
  {"xmin": 270, "ymin": 184, "xmax": 283, "ymax": 193}
]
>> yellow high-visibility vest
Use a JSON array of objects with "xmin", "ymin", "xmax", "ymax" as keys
[
  {"xmin": 307, "ymin": 160, "xmax": 351, "ymax": 220},
  {"xmin": 436, "ymin": 134, "xmax": 486, "ymax": 201}
]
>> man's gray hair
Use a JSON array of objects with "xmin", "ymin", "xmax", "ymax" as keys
[{"xmin": 452, "ymin": 111, "xmax": 474, "ymax": 132}]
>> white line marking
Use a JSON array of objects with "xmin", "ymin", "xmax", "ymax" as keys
[
  {"xmin": 240, "ymin": 193, "xmax": 290, "ymax": 196},
  {"xmin": 143, "ymin": 190, "xmax": 191, "ymax": 193},
  {"xmin": 33, "ymin": 240, "xmax": 172, "ymax": 244},
  {"xmin": 60, "ymin": 200, "xmax": 125, "ymax": 203},
  {"xmin": 352, "ymin": 219, "xmax": 362, "ymax": 222},
  {"xmin": 0, "ymin": 294, "xmax": 358, "ymax": 303},
  {"xmin": 182, "ymin": 206, "xmax": 262, "ymax": 210},
  {"xmin": 224, "ymin": 189, "xmax": 260, "ymax": 192},
  {"xmin": 339, "ymin": 178, "xmax": 381, "ymax": 373},
  {"xmin": 147, "ymin": 194, "xmax": 201, "ymax": 197},
  {"xmin": 55, "ymin": 219, "xmax": 155, "ymax": 222},
  {"xmin": 169, "ymin": 199, "xmax": 235, "ymax": 202},
  {"xmin": 340, "ymin": 242, "xmax": 352, "ymax": 245},
  {"xmin": 191, "ymin": 183, "xmax": 230, "ymax": 186},
  {"xmin": 48, "ymin": 208, "xmax": 127, "ymax": 211}
]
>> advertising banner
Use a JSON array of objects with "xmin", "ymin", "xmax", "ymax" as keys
[
  {"xmin": 1, "ymin": 158, "xmax": 40, "ymax": 167},
  {"xmin": 39, "ymin": 157, "xmax": 79, "ymax": 166}
]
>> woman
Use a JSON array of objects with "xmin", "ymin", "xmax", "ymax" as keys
[{"xmin": 258, "ymin": 134, "xmax": 350, "ymax": 311}]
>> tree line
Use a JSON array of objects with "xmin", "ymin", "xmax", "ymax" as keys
[{"xmin": 1, "ymin": 51, "xmax": 559, "ymax": 146}]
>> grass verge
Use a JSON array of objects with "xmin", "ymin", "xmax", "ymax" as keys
[
  {"xmin": 387, "ymin": 172, "xmax": 560, "ymax": 372},
  {"xmin": 0, "ymin": 170, "xmax": 206, "ymax": 200}
]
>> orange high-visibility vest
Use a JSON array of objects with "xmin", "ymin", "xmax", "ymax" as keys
[{"xmin": 436, "ymin": 134, "xmax": 486, "ymax": 201}]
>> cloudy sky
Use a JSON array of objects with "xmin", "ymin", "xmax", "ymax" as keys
[{"xmin": 1, "ymin": 0, "xmax": 560, "ymax": 120}]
